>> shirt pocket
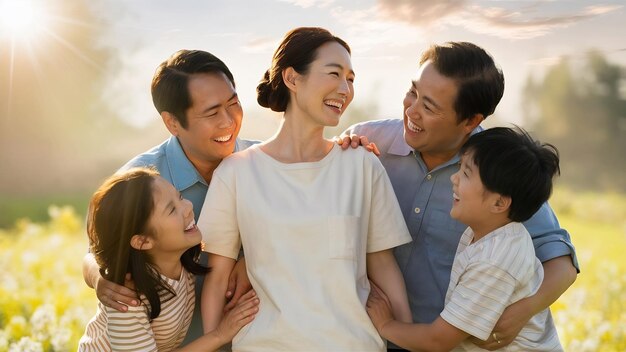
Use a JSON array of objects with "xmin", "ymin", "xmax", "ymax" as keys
[{"xmin": 328, "ymin": 216, "xmax": 360, "ymax": 260}]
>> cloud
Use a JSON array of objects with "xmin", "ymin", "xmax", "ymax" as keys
[
  {"xmin": 460, "ymin": 4, "xmax": 624, "ymax": 39},
  {"xmin": 277, "ymin": 0, "xmax": 335, "ymax": 8},
  {"xmin": 374, "ymin": 0, "xmax": 622, "ymax": 39},
  {"xmin": 241, "ymin": 36, "xmax": 279, "ymax": 54},
  {"xmin": 376, "ymin": 0, "xmax": 467, "ymax": 26},
  {"xmin": 328, "ymin": 5, "xmax": 428, "ymax": 54}
]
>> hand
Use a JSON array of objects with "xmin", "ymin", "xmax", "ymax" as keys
[
  {"xmin": 366, "ymin": 281, "xmax": 394, "ymax": 333},
  {"xmin": 215, "ymin": 289, "xmax": 259, "ymax": 343},
  {"xmin": 95, "ymin": 273, "xmax": 139, "ymax": 312},
  {"xmin": 224, "ymin": 257, "xmax": 253, "ymax": 312},
  {"xmin": 469, "ymin": 298, "xmax": 532, "ymax": 350},
  {"xmin": 334, "ymin": 134, "xmax": 380, "ymax": 156}
]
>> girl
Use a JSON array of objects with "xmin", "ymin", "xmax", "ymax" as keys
[
  {"xmin": 199, "ymin": 27, "xmax": 412, "ymax": 351},
  {"xmin": 79, "ymin": 168, "xmax": 258, "ymax": 351}
]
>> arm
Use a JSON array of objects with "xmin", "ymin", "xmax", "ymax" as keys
[
  {"xmin": 367, "ymin": 283, "xmax": 468, "ymax": 352},
  {"xmin": 82, "ymin": 252, "xmax": 138, "ymax": 311},
  {"xmin": 202, "ymin": 253, "xmax": 237, "ymax": 334},
  {"xmin": 224, "ymin": 256, "xmax": 253, "ymax": 312},
  {"xmin": 366, "ymin": 249, "xmax": 412, "ymax": 323},
  {"xmin": 177, "ymin": 289, "xmax": 259, "ymax": 352},
  {"xmin": 471, "ymin": 255, "xmax": 577, "ymax": 349}
]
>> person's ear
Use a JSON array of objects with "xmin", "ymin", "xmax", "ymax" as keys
[
  {"xmin": 492, "ymin": 194, "xmax": 511, "ymax": 214},
  {"xmin": 162, "ymin": 111, "xmax": 181, "ymax": 136},
  {"xmin": 282, "ymin": 67, "xmax": 298, "ymax": 91},
  {"xmin": 130, "ymin": 234, "xmax": 154, "ymax": 251},
  {"xmin": 464, "ymin": 113, "xmax": 484, "ymax": 134}
]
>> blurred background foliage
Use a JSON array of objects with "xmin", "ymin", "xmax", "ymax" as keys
[{"xmin": 523, "ymin": 50, "xmax": 626, "ymax": 191}]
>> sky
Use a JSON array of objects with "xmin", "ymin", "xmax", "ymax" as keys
[{"xmin": 2, "ymin": 0, "xmax": 626, "ymax": 139}]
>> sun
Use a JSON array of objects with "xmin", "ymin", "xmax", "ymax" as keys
[{"xmin": 0, "ymin": 0, "xmax": 47, "ymax": 41}]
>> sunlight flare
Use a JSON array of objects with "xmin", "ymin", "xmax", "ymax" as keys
[{"xmin": 0, "ymin": 0, "xmax": 47, "ymax": 41}]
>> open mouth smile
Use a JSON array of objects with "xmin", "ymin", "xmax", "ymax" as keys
[{"xmin": 407, "ymin": 119, "xmax": 423, "ymax": 133}]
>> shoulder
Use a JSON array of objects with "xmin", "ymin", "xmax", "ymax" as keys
[
  {"xmin": 334, "ymin": 146, "xmax": 386, "ymax": 176},
  {"xmin": 347, "ymin": 118, "xmax": 403, "ymax": 137},
  {"xmin": 119, "ymin": 139, "xmax": 169, "ymax": 172},
  {"xmin": 213, "ymin": 145, "xmax": 260, "ymax": 178},
  {"xmin": 474, "ymin": 223, "xmax": 536, "ymax": 272},
  {"xmin": 345, "ymin": 119, "xmax": 406, "ymax": 155}
]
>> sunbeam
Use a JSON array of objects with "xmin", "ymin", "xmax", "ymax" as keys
[{"xmin": 0, "ymin": 0, "xmax": 47, "ymax": 41}]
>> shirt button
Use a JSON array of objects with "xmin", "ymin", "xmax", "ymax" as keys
[
  {"xmin": 426, "ymin": 174, "xmax": 432, "ymax": 180},
  {"xmin": 414, "ymin": 207, "xmax": 421, "ymax": 214}
]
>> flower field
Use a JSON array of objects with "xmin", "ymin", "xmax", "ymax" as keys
[{"xmin": 0, "ymin": 189, "xmax": 625, "ymax": 351}]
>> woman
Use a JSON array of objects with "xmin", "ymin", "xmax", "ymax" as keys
[
  {"xmin": 199, "ymin": 27, "xmax": 412, "ymax": 351},
  {"xmin": 79, "ymin": 168, "xmax": 258, "ymax": 351}
]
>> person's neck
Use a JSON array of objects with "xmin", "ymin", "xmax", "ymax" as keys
[
  {"xmin": 186, "ymin": 154, "xmax": 222, "ymax": 184},
  {"xmin": 419, "ymin": 133, "xmax": 473, "ymax": 171},
  {"xmin": 420, "ymin": 150, "xmax": 459, "ymax": 171},
  {"xmin": 262, "ymin": 114, "xmax": 332, "ymax": 163},
  {"xmin": 152, "ymin": 253, "xmax": 183, "ymax": 280},
  {"xmin": 469, "ymin": 216, "xmax": 512, "ymax": 243}
]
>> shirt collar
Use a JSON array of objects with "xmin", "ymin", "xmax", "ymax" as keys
[
  {"xmin": 164, "ymin": 135, "xmax": 207, "ymax": 191},
  {"xmin": 387, "ymin": 125, "xmax": 413, "ymax": 156},
  {"xmin": 387, "ymin": 124, "xmax": 484, "ymax": 172}
]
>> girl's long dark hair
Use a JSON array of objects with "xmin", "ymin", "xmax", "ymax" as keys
[{"xmin": 87, "ymin": 167, "xmax": 209, "ymax": 320}]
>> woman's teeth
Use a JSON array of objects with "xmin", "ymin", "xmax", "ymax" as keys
[{"xmin": 324, "ymin": 100, "xmax": 343, "ymax": 110}]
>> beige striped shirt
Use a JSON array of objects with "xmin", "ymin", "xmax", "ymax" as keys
[
  {"xmin": 440, "ymin": 222, "xmax": 563, "ymax": 351},
  {"xmin": 79, "ymin": 268, "xmax": 195, "ymax": 352}
]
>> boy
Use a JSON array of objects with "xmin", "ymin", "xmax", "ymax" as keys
[{"xmin": 366, "ymin": 127, "xmax": 564, "ymax": 351}]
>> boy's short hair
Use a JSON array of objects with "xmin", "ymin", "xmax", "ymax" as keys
[{"xmin": 460, "ymin": 127, "xmax": 560, "ymax": 222}]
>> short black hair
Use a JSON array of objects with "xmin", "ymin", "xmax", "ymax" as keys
[
  {"xmin": 461, "ymin": 127, "xmax": 560, "ymax": 222},
  {"xmin": 420, "ymin": 42, "xmax": 505, "ymax": 122},
  {"xmin": 151, "ymin": 50, "xmax": 235, "ymax": 128}
]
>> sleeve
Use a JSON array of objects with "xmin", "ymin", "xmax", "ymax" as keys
[
  {"xmin": 366, "ymin": 155, "xmax": 412, "ymax": 253},
  {"xmin": 523, "ymin": 202, "xmax": 579, "ymax": 272},
  {"xmin": 196, "ymin": 168, "xmax": 241, "ymax": 260},
  {"xmin": 106, "ymin": 305, "xmax": 158, "ymax": 352},
  {"xmin": 439, "ymin": 261, "xmax": 517, "ymax": 341},
  {"xmin": 342, "ymin": 121, "xmax": 369, "ymax": 139}
]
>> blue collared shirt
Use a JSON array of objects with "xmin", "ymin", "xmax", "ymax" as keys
[
  {"xmin": 345, "ymin": 118, "xmax": 579, "ymax": 324},
  {"xmin": 119, "ymin": 135, "xmax": 257, "ymax": 222},
  {"xmin": 118, "ymin": 135, "xmax": 257, "ymax": 345}
]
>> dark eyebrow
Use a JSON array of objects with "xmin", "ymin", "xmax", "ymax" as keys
[
  {"xmin": 325, "ymin": 63, "xmax": 355, "ymax": 76},
  {"xmin": 201, "ymin": 92, "xmax": 238, "ymax": 115}
]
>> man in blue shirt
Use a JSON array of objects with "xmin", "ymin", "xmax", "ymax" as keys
[
  {"xmin": 82, "ymin": 50, "xmax": 256, "ymax": 344},
  {"xmin": 342, "ymin": 42, "xmax": 578, "ymax": 350}
]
